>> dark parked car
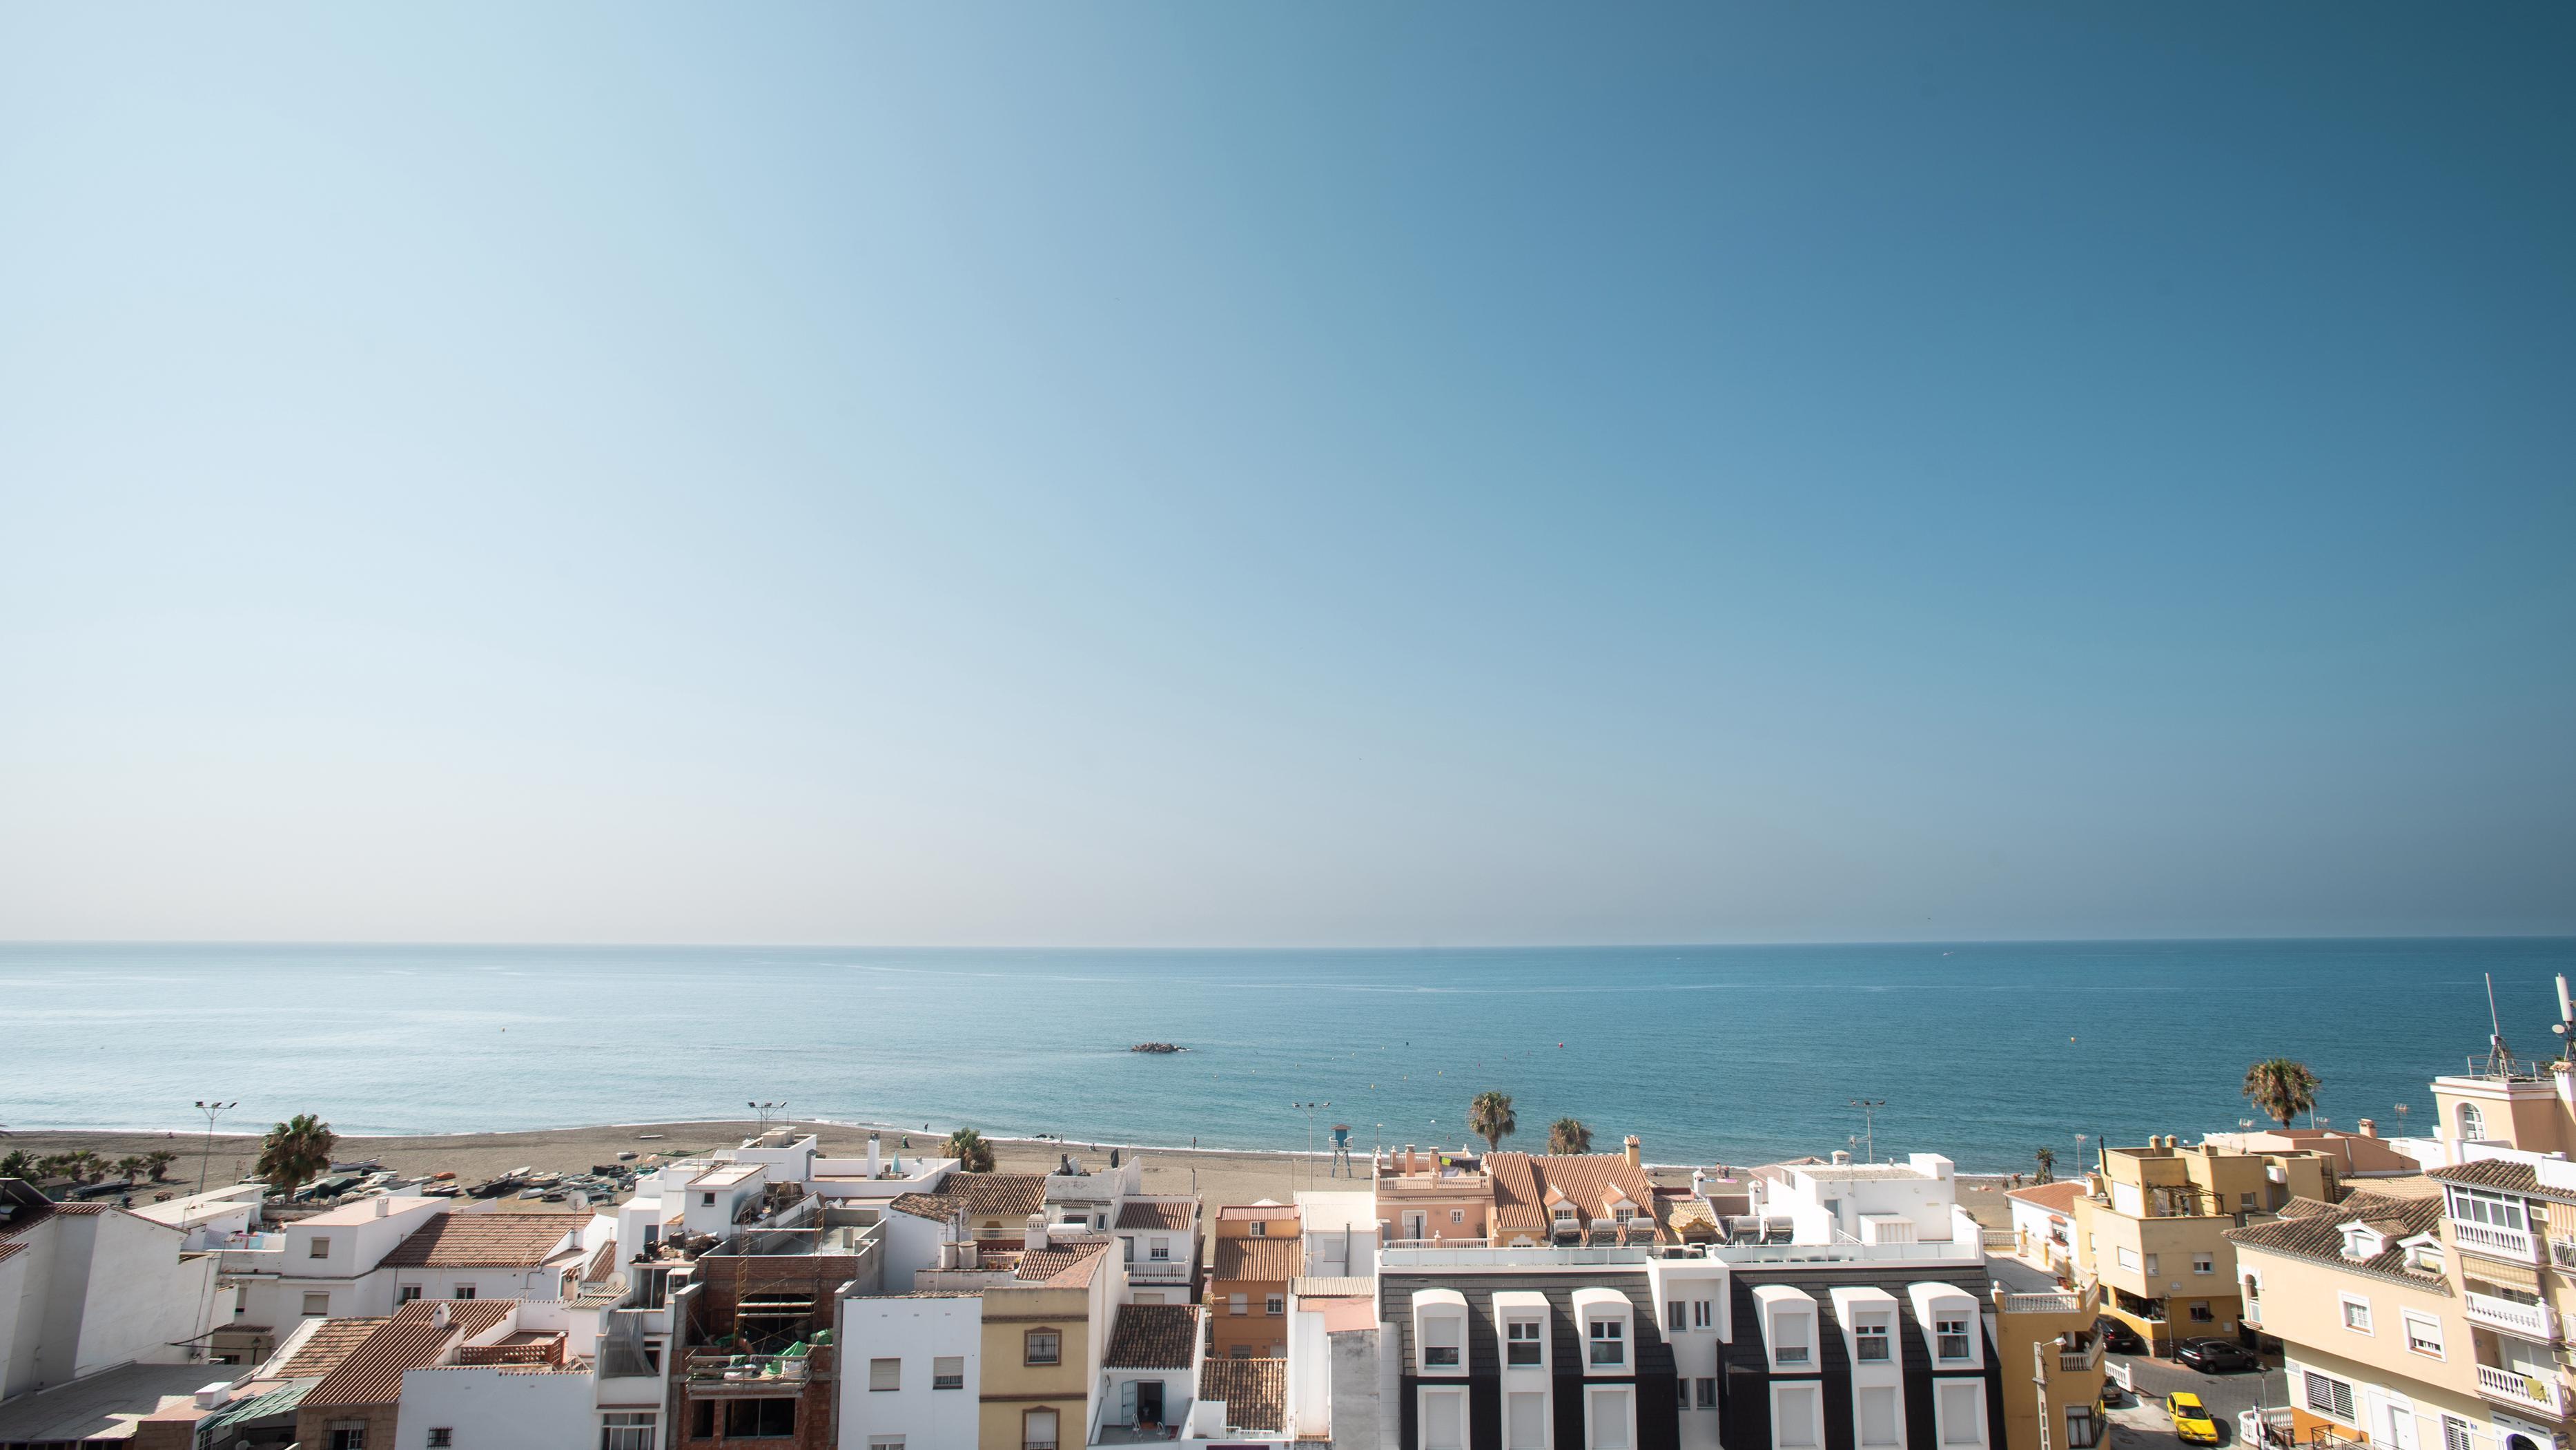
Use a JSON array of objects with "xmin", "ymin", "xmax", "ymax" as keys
[
  {"xmin": 2097, "ymin": 1317, "xmax": 2147, "ymax": 1355},
  {"xmin": 2177, "ymin": 1337, "xmax": 2262, "ymax": 1373}
]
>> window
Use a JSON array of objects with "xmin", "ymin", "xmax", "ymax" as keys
[
  {"xmin": 870, "ymin": 1440, "xmax": 906, "ymax": 1450},
  {"xmin": 2192, "ymin": 1254, "xmax": 2214, "ymax": 1275},
  {"xmin": 329, "ymin": 1427, "xmax": 365, "ymax": 1450},
  {"xmin": 2114, "ymin": 1246, "xmax": 2139, "ymax": 1271},
  {"xmin": 1589, "ymin": 1315, "xmax": 1626, "ymax": 1366},
  {"xmin": 643, "ymin": 1344, "xmax": 661, "ymax": 1374},
  {"xmin": 701, "ymin": 1192, "xmax": 716, "ymax": 1206},
  {"xmin": 1670, "ymin": 1299, "xmax": 1688, "ymax": 1332},
  {"xmin": 310, "ymin": 1237, "xmax": 331, "ymax": 1259},
  {"xmin": 1249, "ymin": 1220, "xmax": 1267, "ymax": 1237},
  {"xmin": 1694, "ymin": 1298, "xmax": 1715, "ymax": 1329},
  {"xmin": 690, "ymin": 1401, "xmax": 713, "ymax": 1438},
  {"xmin": 2188, "ymin": 1302, "xmax": 2214, "ymax": 1323},
  {"xmin": 2459, "ymin": 1103, "xmax": 2487, "ymax": 1140},
  {"xmin": 1589, "ymin": 1386, "xmax": 1633, "ymax": 1450},
  {"xmin": 398, "ymin": 1285, "xmax": 422, "ymax": 1303},
  {"xmin": 1149, "ymin": 1237, "xmax": 1169, "ymax": 1261},
  {"xmin": 1422, "ymin": 1388, "xmax": 1466, "ymax": 1450},
  {"xmin": 1856, "ymin": 1316, "xmax": 1892, "ymax": 1362},
  {"xmin": 453, "ymin": 1284, "xmax": 476, "ymax": 1299},
  {"xmin": 1679, "ymin": 1378, "xmax": 1693, "ymax": 1408},
  {"xmin": 1935, "ymin": 1315, "xmax": 1972, "ymax": 1362},
  {"xmin": 1424, "ymin": 1314, "xmax": 1463, "ymax": 1369},
  {"xmin": 2341, "ymin": 1295, "xmax": 2373, "ymax": 1334},
  {"xmin": 933, "ymin": 1355, "xmax": 964, "ymax": 1389},
  {"xmin": 1231, "ymin": 1293, "xmax": 1248, "ymax": 1315},
  {"xmin": 1024, "ymin": 1329, "xmax": 1060, "ymax": 1366},
  {"xmin": 2241, "ymin": 1192, "xmax": 2258, "ymax": 1210},
  {"xmin": 2443, "ymin": 1417, "xmax": 2475, "ymax": 1450},
  {"xmin": 1124, "ymin": 1237, "xmax": 1135, "ymax": 1262},
  {"xmin": 601, "ymin": 1413, "xmax": 656, "ymax": 1450},
  {"xmin": 1698, "ymin": 1378, "xmax": 1718, "ymax": 1410},
  {"xmin": 1506, "ymin": 1317, "xmax": 1544, "ymax": 1366},
  {"xmin": 2143, "ymin": 1254, "xmax": 2160, "ymax": 1278},
  {"xmin": 1774, "ymin": 1384, "xmax": 1822, "ymax": 1450},
  {"xmin": 2067, "ymin": 1406, "xmax": 2099, "ymax": 1449},
  {"xmin": 2448, "ymin": 1186, "xmax": 2528, "ymax": 1231},
  {"xmin": 1023, "ymin": 1406, "xmax": 1059, "ymax": 1450},
  {"xmin": 429, "ymin": 1433, "xmax": 453, "ymax": 1449},
  {"xmin": 1450, "ymin": 1208, "xmax": 1465, "ymax": 1224},
  {"xmin": 1940, "ymin": 1381, "xmax": 1984, "ymax": 1446},
  {"xmin": 1231, "ymin": 1344, "xmax": 1251, "ymax": 1359},
  {"xmin": 2244, "ymin": 1275, "xmax": 2262, "ymax": 1317},
  {"xmin": 302, "ymin": 1292, "xmax": 331, "ymax": 1317},
  {"xmin": 1774, "ymin": 1312, "xmax": 1811, "ymax": 1365},
  {"xmin": 1266, "ymin": 1294, "xmax": 1285, "ymax": 1316},
  {"xmin": 726, "ymin": 1400, "xmax": 796, "ymax": 1439},
  {"xmin": 1860, "ymin": 1386, "xmax": 1902, "ymax": 1448},
  {"xmin": 1506, "ymin": 1391, "xmax": 1545, "ymax": 1449},
  {"xmin": 2305, "ymin": 1371, "xmax": 2357, "ymax": 1423},
  {"xmin": 2406, "ymin": 1312, "xmax": 2445, "ymax": 1357},
  {"xmin": 871, "ymin": 1357, "xmax": 901, "ymax": 1391}
]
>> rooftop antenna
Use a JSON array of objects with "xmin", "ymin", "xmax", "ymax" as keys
[{"xmin": 2486, "ymin": 974, "xmax": 2514, "ymax": 1077}]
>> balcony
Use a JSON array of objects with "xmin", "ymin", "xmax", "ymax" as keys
[
  {"xmin": 684, "ymin": 1346, "xmax": 826, "ymax": 1395},
  {"xmin": 2452, "ymin": 1221, "xmax": 2540, "ymax": 1264},
  {"xmin": 1127, "ymin": 1258, "xmax": 1193, "ymax": 1283},
  {"xmin": 2059, "ymin": 1343, "xmax": 2106, "ymax": 1373},
  {"xmin": 2550, "ymin": 1238, "xmax": 2576, "ymax": 1271},
  {"xmin": 2466, "ymin": 1292, "xmax": 2557, "ymax": 1342},
  {"xmin": 2476, "ymin": 1365, "xmax": 2569, "ymax": 1415}
]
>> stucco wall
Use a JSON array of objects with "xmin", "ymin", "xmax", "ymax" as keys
[
  {"xmin": 75, "ymin": 1211, "xmax": 217, "ymax": 1377},
  {"xmin": 398, "ymin": 1363, "xmax": 598, "ymax": 1450},
  {"xmin": 839, "ymin": 1295, "xmax": 982, "ymax": 1448}
]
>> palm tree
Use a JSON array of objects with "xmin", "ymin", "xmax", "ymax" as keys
[
  {"xmin": 256, "ymin": 1114, "xmax": 337, "ymax": 1196},
  {"xmin": 144, "ymin": 1150, "xmax": 178, "ymax": 1183},
  {"xmin": 1548, "ymin": 1118, "xmax": 1594, "ymax": 1155},
  {"xmin": 2243, "ymin": 1060, "xmax": 2322, "ymax": 1129},
  {"xmin": 59, "ymin": 1149, "xmax": 106, "ymax": 1185},
  {"xmin": 1467, "ymin": 1092, "xmax": 1517, "ymax": 1154},
  {"xmin": 943, "ymin": 1127, "xmax": 995, "ymax": 1173},
  {"xmin": 113, "ymin": 1156, "xmax": 148, "ymax": 1183},
  {"xmin": 0, "ymin": 1149, "xmax": 32, "ymax": 1180},
  {"xmin": 2033, "ymin": 1146, "xmax": 2056, "ymax": 1184}
]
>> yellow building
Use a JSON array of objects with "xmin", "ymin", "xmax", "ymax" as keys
[
  {"xmin": 2071, "ymin": 1134, "xmax": 2336, "ymax": 1353},
  {"xmin": 974, "ymin": 1232, "xmax": 1118, "ymax": 1450},
  {"xmin": 1992, "ymin": 1280, "xmax": 2111, "ymax": 1450}
]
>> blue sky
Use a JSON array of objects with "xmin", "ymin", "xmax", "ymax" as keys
[{"xmin": 1, "ymin": 5, "xmax": 2569, "ymax": 945}]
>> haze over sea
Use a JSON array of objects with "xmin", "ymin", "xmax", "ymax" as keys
[{"xmin": 7, "ymin": 940, "xmax": 2570, "ymax": 1172}]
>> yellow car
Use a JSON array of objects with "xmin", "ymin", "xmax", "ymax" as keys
[{"xmin": 2168, "ymin": 1392, "xmax": 2222, "ymax": 1445}]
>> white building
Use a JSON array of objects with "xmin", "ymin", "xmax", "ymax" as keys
[
  {"xmin": 1754, "ymin": 1152, "xmax": 1979, "ymax": 1247},
  {"xmin": 0, "ymin": 1181, "xmax": 222, "ymax": 1401}
]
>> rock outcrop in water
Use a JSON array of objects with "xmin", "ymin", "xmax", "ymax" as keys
[{"xmin": 1129, "ymin": 1041, "xmax": 1186, "ymax": 1054}]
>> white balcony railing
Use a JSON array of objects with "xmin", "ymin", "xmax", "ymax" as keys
[
  {"xmin": 2466, "ymin": 1292, "xmax": 2557, "ymax": 1342},
  {"xmin": 2477, "ymin": 1365, "xmax": 2570, "ymax": 1415},
  {"xmin": 2452, "ymin": 1221, "xmax": 2540, "ymax": 1263}
]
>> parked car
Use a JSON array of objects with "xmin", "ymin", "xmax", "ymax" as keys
[
  {"xmin": 2096, "ymin": 1317, "xmax": 2147, "ymax": 1355},
  {"xmin": 2168, "ymin": 1392, "xmax": 2223, "ymax": 1445},
  {"xmin": 2178, "ymin": 1337, "xmax": 2261, "ymax": 1373}
]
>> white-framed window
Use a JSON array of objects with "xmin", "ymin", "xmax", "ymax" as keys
[
  {"xmin": 1022, "ymin": 1406, "xmax": 1058, "ymax": 1450},
  {"xmin": 2447, "ymin": 1186, "xmax": 2527, "ymax": 1231},
  {"xmin": 1554, "ymin": 1205, "xmax": 1578, "ymax": 1228},
  {"xmin": 1248, "ymin": 1221, "xmax": 1267, "ymax": 1237},
  {"xmin": 302, "ymin": 1292, "xmax": 330, "ymax": 1317},
  {"xmin": 1856, "ymin": 1315, "xmax": 1892, "ymax": 1362},
  {"xmin": 870, "ymin": 1357, "xmax": 899, "ymax": 1391},
  {"xmin": 933, "ymin": 1356, "xmax": 964, "ymax": 1389},
  {"xmin": 870, "ymin": 1439, "xmax": 906, "ymax": 1450},
  {"xmin": 2067, "ymin": 1406, "xmax": 2099, "ymax": 1449},
  {"xmin": 330, "ymin": 1427, "xmax": 365, "ymax": 1450},
  {"xmin": 2341, "ymin": 1294, "xmax": 2373, "ymax": 1334},
  {"xmin": 310, "ymin": 1237, "xmax": 331, "ymax": 1259},
  {"xmin": 1149, "ymin": 1237, "xmax": 1169, "ymax": 1261},
  {"xmin": 2114, "ymin": 1246, "xmax": 2139, "ymax": 1271},
  {"xmin": 398, "ymin": 1285, "xmax": 422, "ymax": 1303},
  {"xmin": 1588, "ymin": 1385, "xmax": 1634, "ymax": 1450},
  {"xmin": 1452, "ymin": 1208, "xmax": 1467, "ymax": 1224},
  {"xmin": 1773, "ymin": 1311, "xmax": 1811, "ymax": 1366},
  {"xmin": 1231, "ymin": 1293, "xmax": 1248, "ymax": 1315},
  {"xmin": 1588, "ymin": 1315, "xmax": 1626, "ymax": 1368},
  {"xmin": 2459, "ymin": 1103, "xmax": 2487, "ymax": 1140},
  {"xmin": 1506, "ymin": 1317, "xmax": 1545, "ymax": 1366},
  {"xmin": 601, "ymin": 1414, "xmax": 655, "ymax": 1450},
  {"xmin": 1123, "ymin": 1237, "xmax": 1135, "ymax": 1263},
  {"xmin": 1935, "ymin": 1315, "xmax": 1973, "ymax": 1362},
  {"xmin": 2192, "ymin": 1254, "xmax": 2214, "ymax": 1275},
  {"xmin": 2243, "ymin": 1273, "xmax": 2262, "ymax": 1318},
  {"xmin": 1694, "ymin": 1299, "xmax": 1715, "ymax": 1329},
  {"xmin": 1938, "ymin": 1380, "xmax": 1987, "ymax": 1447},
  {"xmin": 2404, "ymin": 1311, "xmax": 2444, "ymax": 1358},
  {"xmin": 1423, "ymin": 1312, "xmax": 1465, "ymax": 1370},
  {"xmin": 1773, "ymin": 1383, "xmax": 1823, "ymax": 1450},
  {"xmin": 1265, "ymin": 1294, "xmax": 1285, "ymax": 1316},
  {"xmin": 2304, "ymin": 1371, "xmax": 2357, "ymax": 1423},
  {"xmin": 1697, "ymin": 1378, "xmax": 1717, "ymax": 1410},
  {"xmin": 1859, "ymin": 1385, "xmax": 1903, "ymax": 1448},
  {"xmin": 2187, "ymin": 1302, "xmax": 2213, "ymax": 1324},
  {"xmin": 2442, "ymin": 1416, "xmax": 2475, "ymax": 1450},
  {"xmin": 1669, "ymin": 1299, "xmax": 1688, "ymax": 1332},
  {"xmin": 1506, "ymin": 1391, "xmax": 1546, "ymax": 1449},
  {"xmin": 1421, "ymin": 1387, "xmax": 1467, "ymax": 1450}
]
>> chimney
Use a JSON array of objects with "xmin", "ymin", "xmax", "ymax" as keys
[
  {"xmin": 193, "ymin": 1382, "xmax": 233, "ymax": 1410},
  {"xmin": 1691, "ymin": 1168, "xmax": 1707, "ymax": 1199},
  {"xmin": 959, "ymin": 1241, "xmax": 979, "ymax": 1270},
  {"xmin": 432, "ymin": 1302, "xmax": 450, "ymax": 1328},
  {"xmin": 2359, "ymin": 1119, "xmax": 2379, "ymax": 1139},
  {"xmin": 1832, "ymin": 1150, "xmax": 1853, "ymax": 1166},
  {"xmin": 1024, "ymin": 1214, "xmax": 1051, "ymax": 1252},
  {"xmin": 867, "ymin": 1134, "xmax": 882, "ymax": 1179},
  {"xmin": 1623, "ymin": 1135, "xmax": 1642, "ymax": 1169},
  {"xmin": 374, "ymin": 1197, "xmax": 391, "ymax": 1219}
]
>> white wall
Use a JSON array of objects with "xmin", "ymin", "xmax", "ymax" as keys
[
  {"xmin": 400, "ymin": 1362, "xmax": 599, "ymax": 1449},
  {"xmin": 74, "ymin": 1211, "xmax": 219, "ymax": 1378},
  {"xmin": 838, "ymin": 1295, "xmax": 982, "ymax": 1449}
]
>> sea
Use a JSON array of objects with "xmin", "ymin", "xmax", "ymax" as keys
[{"xmin": 3, "ymin": 939, "xmax": 2570, "ymax": 1174}]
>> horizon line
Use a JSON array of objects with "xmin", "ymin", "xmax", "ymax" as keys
[{"xmin": 3, "ymin": 931, "xmax": 2572, "ymax": 952}]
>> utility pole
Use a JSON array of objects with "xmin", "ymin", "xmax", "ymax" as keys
[
  {"xmin": 1850, "ymin": 1099, "xmax": 1886, "ymax": 1162},
  {"xmin": 748, "ymin": 1101, "xmax": 786, "ymax": 1134},
  {"xmin": 1292, "ymin": 1103, "xmax": 1328, "ymax": 1195},
  {"xmin": 193, "ymin": 1101, "xmax": 237, "ymax": 1197},
  {"xmin": 2032, "ymin": 1337, "xmax": 2051, "ymax": 1450}
]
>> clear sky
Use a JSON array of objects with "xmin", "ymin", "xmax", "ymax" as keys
[{"xmin": 2, "ymin": 6, "xmax": 2569, "ymax": 947}]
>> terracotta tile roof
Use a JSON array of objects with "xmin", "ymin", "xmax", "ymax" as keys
[
  {"xmin": 2226, "ymin": 1189, "xmax": 2450, "ymax": 1290},
  {"xmin": 2008, "ymin": 1181, "xmax": 2086, "ymax": 1214},
  {"xmin": 306, "ymin": 1301, "xmax": 515, "ymax": 1407},
  {"xmin": 888, "ymin": 1173, "xmax": 1051, "ymax": 1226},
  {"xmin": 1103, "ymin": 1304, "xmax": 1200, "ymax": 1369},
  {"xmin": 1015, "ymin": 1237, "xmax": 1111, "ymax": 1287},
  {"xmin": 1198, "ymin": 1355, "xmax": 1287, "ymax": 1431},
  {"xmin": 1487, "ymin": 1152, "xmax": 1661, "ymax": 1239},
  {"xmin": 1213, "ymin": 1237, "xmax": 1300, "ymax": 1282},
  {"xmin": 1118, "ymin": 1200, "xmax": 1194, "ymax": 1231},
  {"xmin": 886, "ymin": 1192, "xmax": 955, "ymax": 1223},
  {"xmin": 379, "ymin": 1213, "xmax": 579, "ymax": 1268},
  {"xmin": 1216, "ymin": 1203, "xmax": 1299, "ymax": 1221},
  {"xmin": 272, "ymin": 1317, "xmax": 389, "ymax": 1380},
  {"xmin": 2430, "ymin": 1159, "xmax": 2576, "ymax": 1202},
  {"xmin": 583, "ymin": 1239, "xmax": 621, "ymax": 1282}
]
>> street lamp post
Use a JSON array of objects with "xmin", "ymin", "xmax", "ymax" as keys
[
  {"xmin": 748, "ymin": 1101, "xmax": 787, "ymax": 1134},
  {"xmin": 1850, "ymin": 1099, "xmax": 1886, "ymax": 1163},
  {"xmin": 193, "ymin": 1101, "xmax": 237, "ymax": 1197}
]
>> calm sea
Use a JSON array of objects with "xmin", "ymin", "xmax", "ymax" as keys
[{"xmin": 4, "ymin": 940, "xmax": 2570, "ymax": 1172}]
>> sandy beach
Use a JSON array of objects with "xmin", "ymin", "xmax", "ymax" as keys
[{"xmin": 3, "ymin": 1119, "xmax": 2018, "ymax": 1227}]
